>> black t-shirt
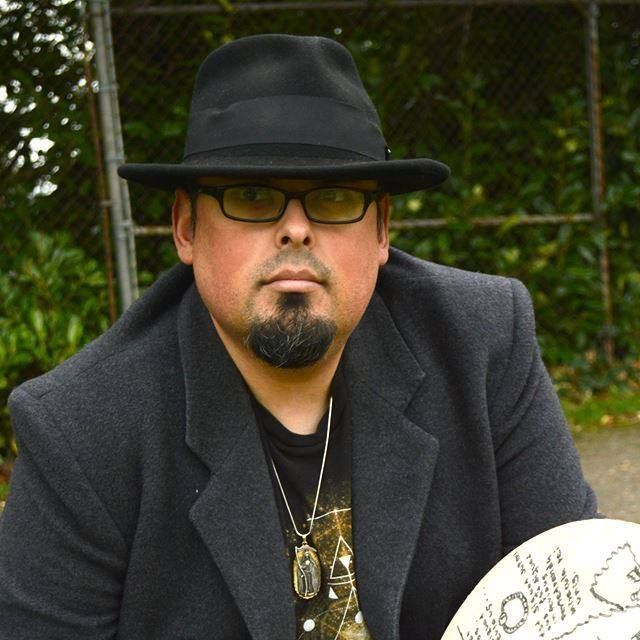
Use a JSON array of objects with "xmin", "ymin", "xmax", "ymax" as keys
[{"xmin": 253, "ymin": 368, "xmax": 373, "ymax": 638}]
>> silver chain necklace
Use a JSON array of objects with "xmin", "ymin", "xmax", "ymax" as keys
[{"xmin": 270, "ymin": 396, "xmax": 333, "ymax": 600}]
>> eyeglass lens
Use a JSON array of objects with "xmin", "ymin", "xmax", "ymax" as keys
[{"xmin": 222, "ymin": 186, "xmax": 366, "ymax": 222}]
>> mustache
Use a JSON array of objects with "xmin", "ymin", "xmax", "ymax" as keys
[{"xmin": 255, "ymin": 251, "xmax": 331, "ymax": 284}]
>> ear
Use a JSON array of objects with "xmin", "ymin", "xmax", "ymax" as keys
[
  {"xmin": 172, "ymin": 188, "xmax": 194, "ymax": 265},
  {"xmin": 377, "ymin": 194, "xmax": 391, "ymax": 267}
]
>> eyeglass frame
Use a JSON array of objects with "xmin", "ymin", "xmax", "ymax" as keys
[{"xmin": 189, "ymin": 183, "xmax": 385, "ymax": 224}]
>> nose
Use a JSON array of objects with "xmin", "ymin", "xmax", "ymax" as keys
[{"xmin": 275, "ymin": 198, "xmax": 314, "ymax": 248}]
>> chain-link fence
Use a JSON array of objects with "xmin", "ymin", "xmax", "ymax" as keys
[{"xmin": 2, "ymin": 1, "xmax": 640, "ymax": 404}]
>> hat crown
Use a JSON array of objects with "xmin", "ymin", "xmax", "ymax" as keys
[
  {"xmin": 182, "ymin": 34, "xmax": 386, "ymax": 163},
  {"xmin": 190, "ymin": 34, "xmax": 380, "ymax": 125}
]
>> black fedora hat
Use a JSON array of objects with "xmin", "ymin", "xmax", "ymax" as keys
[{"xmin": 118, "ymin": 34, "xmax": 450, "ymax": 195}]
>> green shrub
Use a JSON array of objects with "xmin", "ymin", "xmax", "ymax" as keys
[{"xmin": 0, "ymin": 231, "xmax": 110, "ymax": 463}]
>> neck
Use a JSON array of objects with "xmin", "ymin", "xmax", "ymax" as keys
[{"xmin": 211, "ymin": 316, "xmax": 343, "ymax": 435}]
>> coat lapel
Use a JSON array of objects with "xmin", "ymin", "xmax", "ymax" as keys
[
  {"xmin": 177, "ymin": 284, "xmax": 296, "ymax": 640},
  {"xmin": 345, "ymin": 292, "xmax": 440, "ymax": 640}
]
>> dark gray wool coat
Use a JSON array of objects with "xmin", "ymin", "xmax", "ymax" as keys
[{"xmin": 0, "ymin": 247, "xmax": 597, "ymax": 640}]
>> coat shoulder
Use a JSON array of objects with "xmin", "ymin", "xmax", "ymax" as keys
[
  {"xmin": 375, "ymin": 248, "xmax": 539, "ymax": 405},
  {"xmin": 378, "ymin": 247, "xmax": 534, "ymax": 339},
  {"xmin": 380, "ymin": 247, "xmax": 518, "ymax": 305}
]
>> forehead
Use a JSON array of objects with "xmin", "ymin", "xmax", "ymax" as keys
[{"xmin": 196, "ymin": 176, "xmax": 379, "ymax": 190}]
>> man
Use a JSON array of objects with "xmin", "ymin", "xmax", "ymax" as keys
[{"xmin": 0, "ymin": 34, "xmax": 596, "ymax": 639}]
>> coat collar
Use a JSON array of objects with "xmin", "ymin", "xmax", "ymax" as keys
[{"xmin": 178, "ymin": 281, "xmax": 439, "ymax": 640}]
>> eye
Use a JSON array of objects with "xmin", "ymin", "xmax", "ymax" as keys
[{"xmin": 239, "ymin": 187, "xmax": 272, "ymax": 202}]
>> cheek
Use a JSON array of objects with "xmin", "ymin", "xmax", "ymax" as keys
[
  {"xmin": 190, "ymin": 230, "xmax": 253, "ymax": 318},
  {"xmin": 192, "ymin": 219, "xmax": 255, "ymax": 283},
  {"xmin": 332, "ymin": 241, "xmax": 383, "ymax": 325}
]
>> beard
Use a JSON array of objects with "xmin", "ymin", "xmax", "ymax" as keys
[{"xmin": 245, "ymin": 293, "xmax": 337, "ymax": 368}]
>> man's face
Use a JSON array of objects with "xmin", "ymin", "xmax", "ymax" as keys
[{"xmin": 172, "ymin": 177, "xmax": 390, "ymax": 368}]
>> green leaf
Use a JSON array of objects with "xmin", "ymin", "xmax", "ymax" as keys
[
  {"xmin": 29, "ymin": 308, "xmax": 46, "ymax": 341},
  {"xmin": 66, "ymin": 315, "xmax": 83, "ymax": 349},
  {"xmin": 217, "ymin": 0, "xmax": 234, "ymax": 12},
  {"xmin": 497, "ymin": 213, "xmax": 524, "ymax": 236}
]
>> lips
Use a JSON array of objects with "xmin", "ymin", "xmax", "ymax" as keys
[
  {"xmin": 261, "ymin": 268, "xmax": 325, "ymax": 293},
  {"xmin": 264, "ymin": 268, "xmax": 322, "ymax": 284}
]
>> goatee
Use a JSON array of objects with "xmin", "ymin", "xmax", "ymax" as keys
[{"xmin": 246, "ymin": 293, "xmax": 337, "ymax": 368}]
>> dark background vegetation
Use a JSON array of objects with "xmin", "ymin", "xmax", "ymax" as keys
[{"xmin": 1, "ymin": 0, "xmax": 639, "ymax": 469}]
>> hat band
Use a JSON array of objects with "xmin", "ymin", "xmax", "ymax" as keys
[{"xmin": 183, "ymin": 95, "xmax": 386, "ymax": 162}]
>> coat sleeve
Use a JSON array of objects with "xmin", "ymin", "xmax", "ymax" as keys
[
  {"xmin": 0, "ymin": 387, "xmax": 127, "ymax": 639},
  {"xmin": 488, "ymin": 278, "xmax": 599, "ymax": 554}
]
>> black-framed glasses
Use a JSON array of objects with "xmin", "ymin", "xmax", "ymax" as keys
[{"xmin": 192, "ymin": 184, "xmax": 383, "ymax": 224}]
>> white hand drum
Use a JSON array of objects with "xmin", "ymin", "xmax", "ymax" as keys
[{"xmin": 442, "ymin": 519, "xmax": 640, "ymax": 640}]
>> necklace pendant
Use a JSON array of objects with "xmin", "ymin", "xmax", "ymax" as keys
[{"xmin": 293, "ymin": 543, "xmax": 322, "ymax": 599}]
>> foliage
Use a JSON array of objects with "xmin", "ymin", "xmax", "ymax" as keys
[{"xmin": 0, "ymin": 231, "xmax": 110, "ymax": 462}]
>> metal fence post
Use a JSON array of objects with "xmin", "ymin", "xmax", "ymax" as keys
[
  {"xmin": 585, "ymin": 0, "xmax": 615, "ymax": 365},
  {"xmin": 88, "ymin": 0, "xmax": 138, "ymax": 312}
]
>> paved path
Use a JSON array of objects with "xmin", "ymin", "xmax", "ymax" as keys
[{"xmin": 573, "ymin": 425, "xmax": 640, "ymax": 523}]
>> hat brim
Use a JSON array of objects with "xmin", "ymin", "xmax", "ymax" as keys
[{"xmin": 117, "ymin": 157, "xmax": 450, "ymax": 196}]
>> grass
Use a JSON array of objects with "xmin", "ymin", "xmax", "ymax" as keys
[{"xmin": 560, "ymin": 387, "xmax": 640, "ymax": 434}]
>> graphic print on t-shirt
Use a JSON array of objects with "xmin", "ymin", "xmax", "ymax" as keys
[
  {"xmin": 252, "ymin": 365, "xmax": 369, "ymax": 638},
  {"xmin": 284, "ymin": 483, "xmax": 373, "ymax": 639}
]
